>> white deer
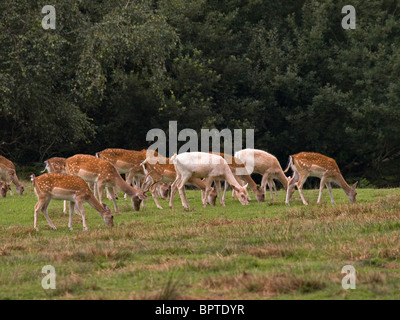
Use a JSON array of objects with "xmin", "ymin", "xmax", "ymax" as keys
[
  {"xmin": 235, "ymin": 149, "xmax": 289, "ymax": 201},
  {"xmin": 140, "ymin": 156, "xmax": 217, "ymax": 209},
  {"xmin": 169, "ymin": 152, "xmax": 249, "ymax": 210}
]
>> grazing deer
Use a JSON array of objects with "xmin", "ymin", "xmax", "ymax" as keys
[
  {"xmin": 284, "ymin": 152, "xmax": 358, "ymax": 206},
  {"xmin": 140, "ymin": 156, "xmax": 217, "ymax": 209},
  {"xmin": 234, "ymin": 149, "xmax": 289, "ymax": 201},
  {"xmin": 32, "ymin": 173, "xmax": 113, "ymax": 231},
  {"xmin": 42, "ymin": 157, "xmax": 68, "ymax": 213},
  {"xmin": 96, "ymin": 148, "xmax": 158, "ymax": 188},
  {"xmin": 96, "ymin": 148, "xmax": 158, "ymax": 204},
  {"xmin": 65, "ymin": 154, "xmax": 147, "ymax": 214},
  {"xmin": 0, "ymin": 155, "xmax": 26, "ymax": 196},
  {"xmin": 214, "ymin": 153, "xmax": 265, "ymax": 204},
  {"xmin": 169, "ymin": 152, "xmax": 249, "ymax": 210}
]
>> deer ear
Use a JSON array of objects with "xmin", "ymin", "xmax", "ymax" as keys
[
  {"xmin": 243, "ymin": 183, "xmax": 248, "ymax": 189},
  {"xmin": 352, "ymin": 181, "xmax": 358, "ymax": 189}
]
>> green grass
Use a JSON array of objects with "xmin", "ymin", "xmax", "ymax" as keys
[{"xmin": 1, "ymin": 183, "xmax": 400, "ymax": 300}]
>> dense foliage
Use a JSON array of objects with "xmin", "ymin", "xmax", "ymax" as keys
[{"xmin": 1, "ymin": 0, "xmax": 399, "ymax": 186}]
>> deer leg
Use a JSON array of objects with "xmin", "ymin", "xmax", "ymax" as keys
[
  {"xmin": 169, "ymin": 173, "xmax": 181, "ymax": 209},
  {"xmin": 177, "ymin": 176, "xmax": 190, "ymax": 210},
  {"xmin": 202, "ymin": 178, "xmax": 213, "ymax": 207},
  {"xmin": 285, "ymin": 171, "xmax": 299, "ymax": 205},
  {"xmin": 222, "ymin": 180, "xmax": 228, "ymax": 203},
  {"xmin": 68, "ymin": 202, "xmax": 75, "ymax": 231},
  {"xmin": 317, "ymin": 176, "xmax": 328, "ymax": 204},
  {"xmin": 261, "ymin": 174, "xmax": 271, "ymax": 200},
  {"xmin": 214, "ymin": 180, "xmax": 225, "ymax": 207},
  {"xmin": 106, "ymin": 187, "xmax": 113, "ymax": 201},
  {"xmin": 34, "ymin": 199, "xmax": 45, "ymax": 230},
  {"xmin": 110, "ymin": 193, "xmax": 120, "ymax": 215},
  {"xmin": 42, "ymin": 200, "xmax": 57, "ymax": 230},
  {"xmin": 179, "ymin": 187, "xmax": 189, "ymax": 209},
  {"xmin": 151, "ymin": 183, "xmax": 163, "ymax": 209},
  {"xmin": 75, "ymin": 200, "xmax": 87, "ymax": 231},
  {"xmin": 296, "ymin": 174, "xmax": 309, "ymax": 206},
  {"xmin": 326, "ymin": 182, "xmax": 336, "ymax": 204},
  {"xmin": 98, "ymin": 181, "xmax": 119, "ymax": 214},
  {"xmin": 269, "ymin": 179, "xmax": 278, "ymax": 198}
]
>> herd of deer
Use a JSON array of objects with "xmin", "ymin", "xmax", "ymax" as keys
[{"xmin": 0, "ymin": 149, "xmax": 358, "ymax": 231}]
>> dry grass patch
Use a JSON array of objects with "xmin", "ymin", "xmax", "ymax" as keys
[{"xmin": 203, "ymin": 271, "xmax": 326, "ymax": 297}]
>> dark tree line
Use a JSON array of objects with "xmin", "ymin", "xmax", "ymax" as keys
[{"xmin": 1, "ymin": 0, "xmax": 400, "ymax": 186}]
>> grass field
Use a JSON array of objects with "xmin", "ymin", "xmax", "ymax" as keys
[{"xmin": 1, "ymin": 182, "xmax": 400, "ymax": 300}]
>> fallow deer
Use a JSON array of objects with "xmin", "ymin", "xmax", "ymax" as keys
[
  {"xmin": 42, "ymin": 157, "xmax": 69, "ymax": 213},
  {"xmin": 32, "ymin": 173, "xmax": 113, "ymax": 231},
  {"xmin": 213, "ymin": 153, "xmax": 265, "ymax": 204},
  {"xmin": 170, "ymin": 152, "xmax": 249, "ymax": 210},
  {"xmin": 234, "ymin": 149, "xmax": 289, "ymax": 201},
  {"xmin": 140, "ymin": 156, "xmax": 217, "ymax": 209},
  {"xmin": 284, "ymin": 152, "xmax": 358, "ymax": 206},
  {"xmin": 65, "ymin": 154, "xmax": 147, "ymax": 214},
  {"xmin": 96, "ymin": 148, "xmax": 158, "ymax": 204},
  {"xmin": 0, "ymin": 155, "xmax": 26, "ymax": 196}
]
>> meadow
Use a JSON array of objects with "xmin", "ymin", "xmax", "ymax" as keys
[{"xmin": 1, "ymin": 183, "xmax": 400, "ymax": 300}]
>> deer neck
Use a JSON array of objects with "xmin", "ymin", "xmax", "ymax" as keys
[
  {"xmin": 191, "ymin": 178, "xmax": 206, "ymax": 191},
  {"xmin": 335, "ymin": 173, "xmax": 352, "ymax": 195},
  {"xmin": 87, "ymin": 193, "xmax": 108, "ymax": 216},
  {"xmin": 11, "ymin": 171, "xmax": 22, "ymax": 188},
  {"xmin": 113, "ymin": 174, "xmax": 138, "ymax": 197},
  {"xmin": 241, "ymin": 175, "xmax": 257, "ymax": 193},
  {"xmin": 224, "ymin": 168, "xmax": 243, "ymax": 190},
  {"xmin": 276, "ymin": 170, "xmax": 288, "ymax": 190}
]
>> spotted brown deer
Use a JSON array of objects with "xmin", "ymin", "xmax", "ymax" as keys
[
  {"xmin": 42, "ymin": 157, "xmax": 68, "ymax": 213},
  {"xmin": 96, "ymin": 148, "xmax": 158, "ymax": 189},
  {"xmin": 284, "ymin": 152, "xmax": 358, "ymax": 206},
  {"xmin": 0, "ymin": 155, "xmax": 26, "ymax": 196},
  {"xmin": 65, "ymin": 154, "xmax": 147, "ymax": 214},
  {"xmin": 96, "ymin": 148, "xmax": 158, "ymax": 204},
  {"xmin": 42, "ymin": 157, "xmax": 67, "ymax": 174},
  {"xmin": 32, "ymin": 173, "xmax": 113, "ymax": 231}
]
